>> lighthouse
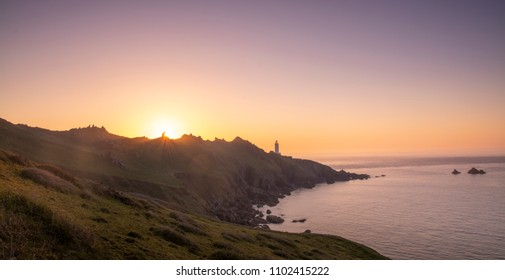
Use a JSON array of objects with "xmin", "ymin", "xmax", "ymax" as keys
[{"xmin": 274, "ymin": 140, "xmax": 280, "ymax": 154}]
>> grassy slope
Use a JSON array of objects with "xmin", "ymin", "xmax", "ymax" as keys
[
  {"xmin": 0, "ymin": 152, "xmax": 386, "ymax": 260},
  {"xmin": 0, "ymin": 118, "xmax": 369, "ymax": 225}
]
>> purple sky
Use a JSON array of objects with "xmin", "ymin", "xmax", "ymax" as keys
[{"xmin": 1, "ymin": 0, "xmax": 504, "ymax": 155}]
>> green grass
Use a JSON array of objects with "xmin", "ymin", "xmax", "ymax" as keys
[
  {"xmin": 0, "ymin": 191, "xmax": 99, "ymax": 259},
  {"xmin": 0, "ymin": 153, "xmax": 387, "ymax": 260}
]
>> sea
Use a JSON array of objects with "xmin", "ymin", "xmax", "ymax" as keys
[{"xmin": 259, "ymin": 156, "xmax": 505, "ymax": 259}]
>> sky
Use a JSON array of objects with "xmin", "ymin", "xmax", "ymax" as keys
[{"xmin": 1, "ymin": 0, "xmax": 504, "ymax": 156}]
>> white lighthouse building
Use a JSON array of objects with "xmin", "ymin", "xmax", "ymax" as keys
[{"xmin": 274, "ymin": 140, "xmax": 280, "ymax": 154}]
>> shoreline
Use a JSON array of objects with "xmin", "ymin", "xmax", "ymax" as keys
[
  {"xmin": 241, "ymin": 167, "xmax": 370, "ymax": 228},
  {"xmin": 256, "ymin": 160, "xmax": 505, "ymax": 259}
]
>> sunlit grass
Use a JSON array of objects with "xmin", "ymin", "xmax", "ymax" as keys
[{"xmin": 0, "ymin": 152, "xmax": 386, "ymax": 259}]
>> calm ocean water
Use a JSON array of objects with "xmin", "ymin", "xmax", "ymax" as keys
[{"xmin": 261, "ymin": 156, "xmax": 505, "ymax": 259}]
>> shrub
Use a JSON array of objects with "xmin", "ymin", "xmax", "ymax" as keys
[
  {"xmin": 272, "ymin": 249, "xmax": 289, "ymax": 258},
  {"xmin": 168, "ymin": 212, "xmax": 182, "ymax": 221},
  {"xmin": 20, "ymin": 168, "xmax": 78, "ymax": 194},
  {"xmin": 79, "ymin": 191, "xmax": 93, "ymax": 200},
  {"xmin": 176, "ymin": 222, "xmax": 208, "ymax": 236},
  {"xmin": 92, "ymin": 186, "xmax": 142, "ymax": 208},
  {"xmin": 221, "ymin": 232, "xmax": 238, "ymax": 242},
  {"xmin": 37, "ymin": 165, "xmax": 78, "ymax": 185},
  {"xmin": 92, "ymin": 217, "xmax": 108, "ymax": 223},
  {"xmin": 127, "ymin": 231, "xmax": 143, "ymax": 239},
  {"xmin": 151, "ymin": 227, "xmax": 191, "ymax": 246},
  {"xmin": 169, "ymin": 212, "xmax": 198, "ymax": 226},
  {"xmin": 209, "ymin": 250, "xmax": 244, "ymax": 260},
  {"xmin": 0, "ymin": 150, "xmax": 32, "ymax": 166},
  {"xmin": 212, "ymin": 241, "xmax": 235, "ymax": 250},
  {"xmin": 187, "ymin": 245, "xmax": 201, "ymax": 255}
]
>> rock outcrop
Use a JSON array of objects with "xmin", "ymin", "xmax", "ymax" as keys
[
  {"xmin": 468, "ymin": 167, "xmax": 486, "ymax": 174},
  {"xmin": 266, "ymin": 215, "xmax": 285, "ymax": 224}
]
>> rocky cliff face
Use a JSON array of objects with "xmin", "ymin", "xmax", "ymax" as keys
[
  {"xmin": 0, "ymin": 118, "xmax": 368, "ymax": 225},
  {"xmin": 161, "ymin": 136, "xmax": 369, "ymax": 225}
]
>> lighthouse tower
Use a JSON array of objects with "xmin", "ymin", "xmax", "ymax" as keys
[{"xmin": 274, "ymin": 140, "xmax": 280, "ymax": 154}]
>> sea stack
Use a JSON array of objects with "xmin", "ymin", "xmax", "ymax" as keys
[
  {"xmin": 468, "ymin": 167, "xmax": 486, "ymax": 174},
  {"xmin": 452, "ymin": 169, "xmax": 461, "ymax": 175}
]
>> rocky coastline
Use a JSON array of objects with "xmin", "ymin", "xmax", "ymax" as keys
[
  {"xmin": 0, "ymin": 117, "xmax": 370, "ymax": 228},
  {"xmin": 208, "ymin": 164, "xmax": 369, "ymax": 227}
]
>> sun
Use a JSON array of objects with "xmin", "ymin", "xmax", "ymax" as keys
[{"xmin": 148, "ymin": 119, "xmax": 183, "ymax": 139}]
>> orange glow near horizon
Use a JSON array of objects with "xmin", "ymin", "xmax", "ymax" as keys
[
  {"xmin": 143, "ymin": 118, "xmax": 184, "ymax": 140},
  {"xmin": 1, "ymin": 2, "xmax": 505, "ymax": 156}
]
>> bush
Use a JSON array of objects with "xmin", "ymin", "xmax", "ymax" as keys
[
  {"xmin": 92, "ymin": 186, "xmax": 142, "ymax": 208},
  {"xmin": 37, "ymin": 165, "xmax": 78, "ymax": 185},
  {"xmin": 209, "ymin": 250, "xmax": 244, "ymax": 260},
  {"xmin": 151, "ymin": 227, "xmax": 191, "ymax": 246},
  {"xmin": 272, "ymin": 249, "xmax": 289, "ymax": 258},
  {"xmin": 92, "ymin": 217, "xmax": 108, "ymax": 223},
  {"xmin": 169, "ymin": 212, "xmax": 198, "ymax": 226},
  {"xmin": 168, "ymin": 212, "xmax": 182, "ymax": 221},
  {"xmin": 127, "ymin": 231, "xmax": 143, "ymax": 239},
  {"xmin": 20, "ymin": 168, "xmax": 79, "ymax": 194},
  {"xmin": 221, "ymin": 232, "xmax": 245, "ymax": 242},
  {"xmin": 0, "ymin": 150, "xmax": 32, "ymax": 166},
  {"xmin": 212, "ymin": 241, "xmax": 235, "ymax": 250},
  {"xmin": 176, "ymin": 222, "xmax": 208, "ymax": 236}
]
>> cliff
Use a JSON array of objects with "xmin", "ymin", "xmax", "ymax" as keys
[
  {"xmin": 0, "ymin": 117, "xmax": 385, "ymax": 260},
  {"xmin": 0, "ymin": 117, "xmax": 368, "ymax": 225}
]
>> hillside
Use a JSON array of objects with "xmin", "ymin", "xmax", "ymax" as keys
[
  {"xmin": 0, "ymin": 118, "xmax": 369, "ymax": 225},
  {"xmin": 0, "ymin": 118, "xmax": 384, "ymax": 259},
  {"xmin": 0, "ymin": 148, "xmax": 385, "ymax": 259}
]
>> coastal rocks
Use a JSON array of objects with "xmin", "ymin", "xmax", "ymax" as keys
[
  {"xmin": 266, "ymin": 215, "xmax": 284, "ymax": 224},
  {"xmin": 468, "ymin": 167, "xmax": 486, "ymax": 174},
  {"xmin": 252, "ymin": 217, "xmax": 267, "ymax": 224},
  {"xmin": 292, "ymin": 218, "xmax": 307, "ymax": 223},
  {"xmin": 258, "ymin": 224, "xmax": 270, "ymax": 230},
  {"xmin": 449, "ymin": 168, "xmax": 486, "ymax": 175},
  {"xmin": 254, "ymin": 209, "xmax": 286, "ymax": 225}
]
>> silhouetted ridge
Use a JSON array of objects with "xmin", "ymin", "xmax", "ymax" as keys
[
  {"xmin": 66, "ymin": 125, "xmax": 112, "ymax": 137},
  {"xmin": 179, "ymin": 134, "xmax": 204, "ymax": 142},
  {"xmin": 0, "ymin": 116, "xmax": 369, "ymax": 225}
]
